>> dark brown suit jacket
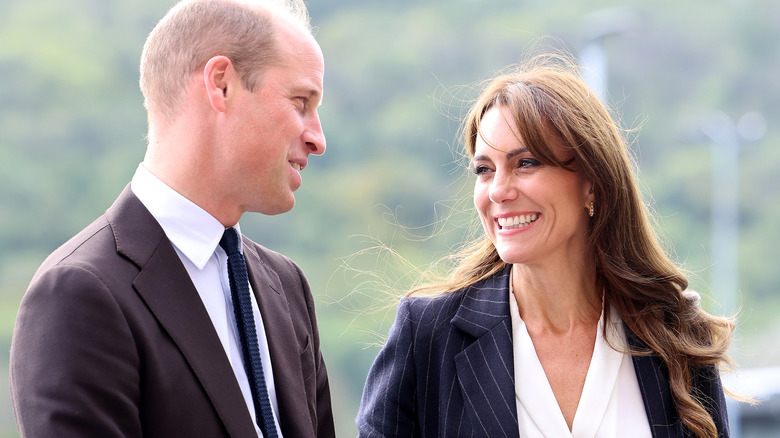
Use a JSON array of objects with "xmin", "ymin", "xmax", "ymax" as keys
[{"xmin": 10, "ymin": 186, "xmax": 335, "ymax": 437}]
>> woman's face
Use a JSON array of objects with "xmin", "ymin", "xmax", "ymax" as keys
[{"xmin": 472, "ymin": 106, "xmax": 593, "ymax": 267}]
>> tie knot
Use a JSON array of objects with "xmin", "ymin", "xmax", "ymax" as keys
[{"xmin": 220, "ymin": 227, "xmax": 241, "ymax": 256}]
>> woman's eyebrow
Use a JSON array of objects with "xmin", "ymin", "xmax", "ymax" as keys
[
  {"xmin": 505, "ymin": 147, "xmax": 529, "ymax": 160},
  {"xmin": 473, "ymin": 147, "xmax": 528, "ymax": 163}
]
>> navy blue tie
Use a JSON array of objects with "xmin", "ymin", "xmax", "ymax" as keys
[{"xmin": 220, "ymin": 228, "xmax": 278, "ymax": 438}]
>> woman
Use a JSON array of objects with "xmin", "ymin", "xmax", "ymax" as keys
[{"xmin": 356, "ymin": 53, "xmax": 734, "ymax": 437}]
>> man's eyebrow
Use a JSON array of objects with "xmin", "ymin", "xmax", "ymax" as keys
[
  {"xmin": 301, "ymin": 87, "xmax": 323, "ymax": 107},
  {"xmin": 295, "ymin": 86, "xmax": 321, "ymax": 99}
]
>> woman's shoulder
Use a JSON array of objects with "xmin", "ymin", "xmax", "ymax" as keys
[
  {"xmin": 398, "ymin": 288, "xmax": 468, "ymax": 323},
  {"xmin": 399, "ymin": 265, "xmax": 512, "ymax": 323}
]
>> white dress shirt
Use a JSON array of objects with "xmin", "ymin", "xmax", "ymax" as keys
[
  {"xmin": 509, "ymin": 274, "xmax": 651, "ymax": 438},
  {"xmin": 131, "ymin": 164, "xmax": 282, "ymax": 438}
]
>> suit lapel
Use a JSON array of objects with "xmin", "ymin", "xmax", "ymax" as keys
[
  {"xmin": 243, "ymin": 245, "xmax": 315, "ymax": 438},
  {"xmin": 627, "ymin": 329, "xmax": 683, "ymax": 438},
  {"xmin": 451, "ymin": 266, "xmax": 518, "ymax": 437},
  {"xmin": 106, "ymin": 187, "xmax": 256, "ymax": 437}
]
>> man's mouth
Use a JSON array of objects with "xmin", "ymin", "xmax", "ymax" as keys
[{"xmin": 497, "ymin": 214, "xmax": 538, "ymax": 230}]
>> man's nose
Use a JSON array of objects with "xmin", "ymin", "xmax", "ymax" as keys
[{"xmin": 304, "ymin": 112, "xmax": 326, "ymax": 155}]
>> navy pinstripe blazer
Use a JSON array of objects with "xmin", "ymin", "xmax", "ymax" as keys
[{"xmin": 356, "ymin": 266, "xmax": 729, "ymax": 437}]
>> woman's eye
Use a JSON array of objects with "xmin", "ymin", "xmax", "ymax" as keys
[
  {"xmin": 473, "ymin": 165, "xmax": 493, "ymax": 176},
  {"xmin": 518, "ymin": 158, "xmax": 541, "ymax": 168}
]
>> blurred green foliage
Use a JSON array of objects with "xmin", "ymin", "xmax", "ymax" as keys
[{"xmin": 1, "ymin": 0, "xmax": 778, "ymax": 435}]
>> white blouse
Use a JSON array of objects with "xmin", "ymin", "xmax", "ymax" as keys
[{"xmin": 509, "ymin": 281, "xmax": 652, "ymax": 438}]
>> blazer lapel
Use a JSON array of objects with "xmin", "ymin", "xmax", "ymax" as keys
[
  {"xmin": 106, "ymin": 186, "xmax": 257, "ymax": 437},
  {"xmin": 243, "ymin": 245, "xmax": 315, "ymax": 438},
  {"xmin": 627, "ymin": 329, "xmax": 683, "ymax": 438},
  {"xmin": 451, "ymin": 266, "xmax": 518, "ymax": 437}
]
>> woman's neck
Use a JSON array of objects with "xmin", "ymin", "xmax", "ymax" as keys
[{"xmin": 511, "ymin": 260, "xmax": 601, "ymax": 334}]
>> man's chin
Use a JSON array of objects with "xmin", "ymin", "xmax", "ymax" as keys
[{"xmin": 255, "ymin": 197, "xmax": 295, "ymax": 216}]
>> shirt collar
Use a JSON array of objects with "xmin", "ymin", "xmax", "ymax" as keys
[{"xmin": 130, "ymin": 164, "xmax": 240, "ymax": 269}]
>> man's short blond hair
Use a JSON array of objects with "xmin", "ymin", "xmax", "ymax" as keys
[{"xmin": 139, "ymin": 0, "xmax": 311, "ymax": 122}]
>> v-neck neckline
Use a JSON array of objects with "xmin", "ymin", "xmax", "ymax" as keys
[{"xmin": 509, "ymin": 278, "xmax": 625, "ymax": 437}]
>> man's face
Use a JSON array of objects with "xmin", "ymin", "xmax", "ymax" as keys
[{"xmin": 225, "ymin": 19, "xmax": 325, "ymax": 216}]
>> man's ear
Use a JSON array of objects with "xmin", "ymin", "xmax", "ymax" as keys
[{"xmin": 203, "ymin": 55, "xmax": 234, "ymax": 112}]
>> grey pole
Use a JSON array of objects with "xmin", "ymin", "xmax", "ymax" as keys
[{"xmin": 699, "ymin": 110, "xmax": 767, "ymax": 438}]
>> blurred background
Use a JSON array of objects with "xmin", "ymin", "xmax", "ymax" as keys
[{"xmin": 1, "ymin": 0, "xmax": 778, "ymax": 436}]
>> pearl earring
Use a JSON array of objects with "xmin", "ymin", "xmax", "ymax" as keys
[{"xmin": 589, "ymin": 202, "xmax": 594, "ymax": 218}]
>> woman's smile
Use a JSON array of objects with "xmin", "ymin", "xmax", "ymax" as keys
[{"xmin": 496, "ymin": 213, "xmax": 539, "ymax": 230}]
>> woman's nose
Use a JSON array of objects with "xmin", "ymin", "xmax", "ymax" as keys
[{"xmin": 488, "ymin": 170, "xmax": 518, "ymax": 204}]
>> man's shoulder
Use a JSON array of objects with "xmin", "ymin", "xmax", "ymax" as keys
[
  {"xmin": 242, "ymin": 236, "xmax": 299, "ymax": 272},
  {"xmin": 22, "ymin": 213, "xmax": 133, "ymax": 309},
  {"xmin": 37, "ymin": 186, "xmax": 147, "ymax": 271},
  {"xmin": 39, "ymin": 215, "xmax": 115, "ymax": 271},
  {"xmin": 32, "ymin": 196, "xmax": 157, "ymax": 286}
]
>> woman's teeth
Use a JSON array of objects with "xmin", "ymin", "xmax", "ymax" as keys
[{"xmin": 497, "ymin": 214, "xmax": 538, "ymax": 229}]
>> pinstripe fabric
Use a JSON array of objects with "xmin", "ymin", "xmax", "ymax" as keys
[
  {"xmin": 357, "ymin": 267, "xmax": 516, "ymax": 437},
  {"xmin": 628, "ymin": 333, "xmax": 730, "ymax": 438},
  {"xmin": 356, "ymin": 265, "xmax": 730, "ymax": 438}
]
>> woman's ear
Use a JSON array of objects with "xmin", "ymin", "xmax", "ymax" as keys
[
  {"xmin": 203, "ymin": 55, "xmax": 234, "ymax": 112},
  {"xmin": 584, "ymin": 180, "xmax": 596, "ymax": 215},
  {"xmin": 584, "ymin": 178, "xmax": 595, "ymax": 202}
]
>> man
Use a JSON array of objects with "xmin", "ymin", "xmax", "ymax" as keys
[{"xmin": 9, "ymin": 0, "xmax": 335, "ymax": 436}]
